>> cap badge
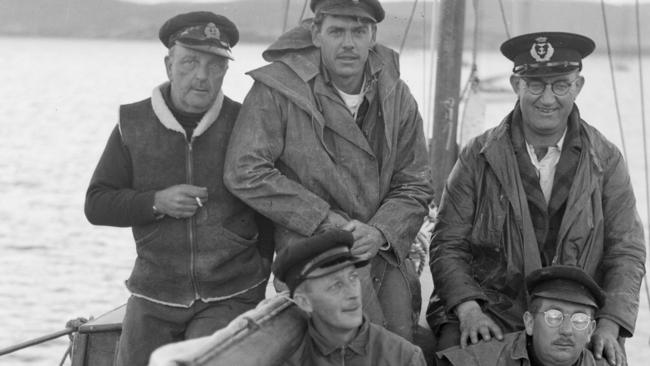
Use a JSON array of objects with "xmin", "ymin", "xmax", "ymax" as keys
[
  {"xmin": 204, "ymin": 23, "xmax": 220, "ymax": 40},
  {"xmin": 530, "ymin": 37, "xmax": 554, "ymax": 62}
]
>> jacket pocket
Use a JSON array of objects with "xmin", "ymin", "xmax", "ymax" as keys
[
  {"xmin": 221, "ymin": 227, "xmax": 258, "ymax": 249},
  {"xmin": 470, "ymin": 199, "xmax": 505, "ymax": 250},
  {"xmin": 133, "ymin": 223, "xmax": 160, "ymax": 250}
]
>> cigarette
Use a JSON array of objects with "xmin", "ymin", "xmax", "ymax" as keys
[{"xmin": 195, "ymin": 197, "xmax": 203, "ymax": 207}]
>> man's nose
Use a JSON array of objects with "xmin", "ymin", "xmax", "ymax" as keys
[
  {"xmin": 342, "ymin": 31, "xmax": 354, "ymax": 48},
  {"xmin": 559, "ymin": 317, "xmax": 574, "ymax": 335},
  {"xmin": 194, "ymin": 63, "xmax": 209, "ymax": 80},
  {"xmin": 540, "ymin": 83, "xmax": 556, "ymax": 103}
]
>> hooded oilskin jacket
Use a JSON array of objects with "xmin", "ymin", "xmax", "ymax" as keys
[
  {"xmin": 224, "ymin": 23, "xmax": 433, "ymax": 338},
  {"xmin": 427, "ymin": 105, "xmax": 645, "ymax": 337},
  {"xmin": 438, "ymin": 331, "xmax": 608, "ymax": 366},
  {"xmin": 85, "ymin": 84, "xmax": 271, "ymax": 306}
]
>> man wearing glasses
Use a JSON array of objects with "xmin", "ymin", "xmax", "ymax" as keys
[
  {"xmin": 438, "ymin": 265, "xmax": 608, "ymax": 366},
  {"xmin": 427, "ymin": 32, "xmax": 645, "ymax": 366}
]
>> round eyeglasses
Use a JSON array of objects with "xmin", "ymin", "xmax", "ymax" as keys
[
  {"xmin": 535, "ymin": 309, "xmax": 592, "ymax": 331},
  {"xmin": 522, "ymin": 78, "xmax": 578, "ymax": 96}
]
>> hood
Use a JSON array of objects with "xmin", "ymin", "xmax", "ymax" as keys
[{"xmin": 262, "ymin": 19, "xmax": 316, "ymax": 63}]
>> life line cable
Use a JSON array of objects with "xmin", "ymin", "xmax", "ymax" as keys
[
  {"xmin": 633, "ymin": 0, "xmax": 650, "ymax": 315},
  {"xmin": 601, "ymin": 0, "xmax": 650, "ymax": 315}
]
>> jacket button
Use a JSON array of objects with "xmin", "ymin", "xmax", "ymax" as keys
[{"xmin": 373, "ymin": 277, "xmax": 380, "ymax": 283}]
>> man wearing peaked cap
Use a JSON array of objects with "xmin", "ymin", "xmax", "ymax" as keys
[
  {"xmin": 310, "ymin": 0, "xmax": 385, "ymax": 23},
  {"xmin": 85, "ymin": 11, "xmax": 273, "ymax": 366},
  {"xmin": 159, "ymin": 11, "xmax": 239, "ymax": 60},
  {"xmin": 428, "ymin": 30, "xmax": 645, "ymax": 366},
  {"xmin": 439, "ymin": 265, "xmax": 609, "ymax": 366},
  {"xmin": 225, "ymin": 0, "xmax": 432, "ymax": 344},
  {"xmin": 274, "ymin": 229, "xmax": 426, "ymax": 366}
]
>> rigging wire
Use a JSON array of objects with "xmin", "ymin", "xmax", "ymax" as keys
[
  {"xmin": 497, "ymin": 0, "xmax": 511, "ymax": 39},
  {"xmin": 600, "ymin": 0, "xmax": 628, "ymax": 160},
  {"xmin": 633, "ymin": 0, "xmax": 650, "ymax": 313},
  {"xmin": 282, "ymin": 0, "xmax": 291, "ymax": 32},
  {"xmin": 298, "ymin": 0, "xmax": 309, "ymax": 22},
  {"xmin": 399, "ymin": 0, "xmax": 419, "ymax": 54},
  {"xmin": 457, "ymin": 0, "xmax": 481, "ymax": 142},
  {"xmin": 426, "ymin": 0, "xmax": 439, "ymax": 138}
]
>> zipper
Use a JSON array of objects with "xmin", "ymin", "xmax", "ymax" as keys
[
  {"xmin": 186, "ymin": 140, "xmax": 200, "ymax": 300},
  {"xmin": 340, "ymin": 347, "xmax": 345, "ymax": 366}
]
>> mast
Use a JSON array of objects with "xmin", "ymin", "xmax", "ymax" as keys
[{"xmin": 429, "ymin": 0, "xmax": 466, "ymax": 202}]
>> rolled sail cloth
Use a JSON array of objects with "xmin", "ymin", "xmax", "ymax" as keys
[{"xmin": 148, "ymin": 293, "xmax": 307, "ymax": 366}]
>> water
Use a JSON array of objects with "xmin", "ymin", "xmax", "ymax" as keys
[{"xmin": 0, "ymin": 36, "xmax": 648, "ymax": 365}]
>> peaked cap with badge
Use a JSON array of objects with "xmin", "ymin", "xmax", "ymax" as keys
[
  {"xmin": 526, "ymin": 265, "xmax": 606, "ymax": 309},
  {"xmin": 159, "ymin": 11, "xmax": 239, "ymax": 60},
  {"xmin": 501, "ymin": 32, "xmax": 595, "ymax": 77},
  {"xmin": 272, "ymin": 229, "xmax": 368, "ymax": 296},
  {"xmin": 311, "ymin": 0, "xmax": 385, "ymax": 23}
]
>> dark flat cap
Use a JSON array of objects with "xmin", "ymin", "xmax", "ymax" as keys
[
  {"xmin": 159, "ymin": 11, "xmax": 239, "ymax": 59},
  {"xmin": 311, "ymin": 0, "xmax": 385, "ymax": 23},
  {"xmin": 272, "ymin": 229, "xmax": 368, "ymax": 296},
  {"xmin": 526, "ymin": 265, "xmax": 606, "ymax": 308},
  {"xmin": 501, "ymin": 32, "xmax": 595, "ymax": 77}
]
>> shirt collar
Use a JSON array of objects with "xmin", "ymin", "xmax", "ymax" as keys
[
  {"xmin": 307, "ymin": 316, "xmax": 370, "ymax": 357},
  {"xmin": 510, "ymin": 331, "xmax": 531, "ymax": 362},
  {"xmin": 525, "ymin": 127, "xmax": 567, "ymax": 158}
]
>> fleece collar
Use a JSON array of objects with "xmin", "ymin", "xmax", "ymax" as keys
[{"xmin": 151, "ymin": 82, "xmax": 224, "ymax": 139}]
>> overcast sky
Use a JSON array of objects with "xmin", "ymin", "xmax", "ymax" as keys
[{"xmin": 128, "ymin": 0, "xmax": 650, "ymax": 4}]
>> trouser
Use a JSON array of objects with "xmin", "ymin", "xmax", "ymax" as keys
[
  {"xmin": 116, "ymin": 284, "xmax": 265, "ymax": 366},
  {"xmin": 432, "ymin": 322, "xmax": 461, "ymax": 366},
  {"xmin": 366, "ymin": 254, "xmax": 421, "ymax": 342}
]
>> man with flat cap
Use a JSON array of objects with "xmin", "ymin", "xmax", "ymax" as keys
[
  {"xmin": 85, "ymin": 11, "xmax": 272, "ymax": 366},
  {"xmin": 274, "ymin": 229, "xmax": 427, "ymax": 365},
  {"xmin": 427, "ymin": 31, "xmax": 646, "ymax": 366},
  {"xmin": 438, "ymin": 265, "xmax": 609, "ymax": 366},
  {"xmin": 224, "ymin": 0, "xmax": 433, "ymax": 342}
]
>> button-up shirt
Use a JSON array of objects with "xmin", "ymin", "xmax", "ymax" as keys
[{"xmin": 525, "ymin": 129, "xmax": 567, "ymax": 205}]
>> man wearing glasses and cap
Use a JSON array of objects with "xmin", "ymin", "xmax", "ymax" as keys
[
  {"xmin": 84, "ymin": 12, "xmax": 272, "ymax": 366},
  {"xmin": 225, "ymin": 0, "xmax": 432, "ymax": 342},
  {"xmin": 427, "ymin": 32, "xmax": 645, "ymax": 366},
  {"xmin": 273, "ymin": 229, "xmax": 426, "ymax": 365},
  {"xmin": 438, "ymin": 265, "xmax": 608, "ymax": 366}
]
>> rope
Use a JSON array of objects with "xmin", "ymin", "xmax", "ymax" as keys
[
  {"xmin": 398, "ymin": 0, "xmax": 419, "ymax": 54},
  {"xmin": 600, "ymin": 0, "xmax": 628, "ymax": 160},
  {"xmin": 497, "ymin": 0, "xmax": 511, "ymax": 39},
  {"xmin": 633, "ymin": 0, "xmax": 650, "ymax": 314}
]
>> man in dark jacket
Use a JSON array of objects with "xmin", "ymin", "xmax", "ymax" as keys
[
  {"xmin": 84, "ymin": 12, "xmax": 271, "ymax": 366},
  {"xmin": 224, "ymin": 0, "xmax": 433, "ymax": 341},
  {"xmin": 427, "ymin": 32, "xmax": 645, "ymax": 366},
  {"xmin": 439, "ymin": 265, "xmax": 608, "ymax": 366},
  {"xmin": 274, "ymin": 229, "xmax": 427, "ymax": 366}
]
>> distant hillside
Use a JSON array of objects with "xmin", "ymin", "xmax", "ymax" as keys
[{"xmin": 0, "ymin": 0, "xmax": 648, "ymax": 52}]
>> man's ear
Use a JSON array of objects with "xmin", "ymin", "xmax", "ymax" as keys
[
  {"xmin": 164, "ymin": 55, "xmax": 173, "ymax": 80},
  {"xmin": 293, "ymin": 292, "xmax": 313, "ymax": 313},
  {"xmin": 523, "ymin": 311, "xmax": 534, "ymax": 336},
  {"xmin": 585, "ymin": 319, "xmax": 596, "ymax": 339},
  {"xmin": 572, "ymin": 75, "xmax": 585, "ymax": 96},
  {"xmin": 509, "ymin": 74, "xmax": 522, "ymax": 94},
  {"xmin": 311, "ymin": 24, "xmax": 321, "ymax": 48}
]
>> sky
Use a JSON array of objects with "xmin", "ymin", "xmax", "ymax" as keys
[{"xmin": 128, "ymin": 0, "xmax": 650, "ymax": 4}]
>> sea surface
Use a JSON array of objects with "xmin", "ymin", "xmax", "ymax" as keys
[{"xmin": 0, "ymin": 36, "xmax": 649, "ymax": 365}]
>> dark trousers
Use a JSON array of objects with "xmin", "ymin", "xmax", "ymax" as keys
[
  {"xmin": 116, "ymin": 285, "xmax": 265, "ymax": 366},
  {"xmin": 432, "ymin": 322, "xmax": 461, "ymax": 366}
]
